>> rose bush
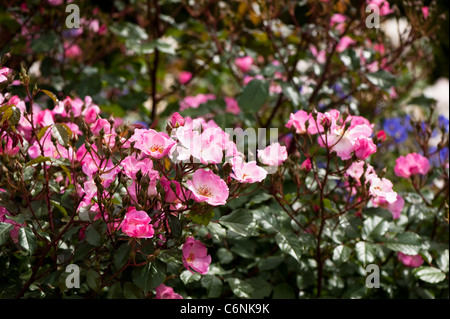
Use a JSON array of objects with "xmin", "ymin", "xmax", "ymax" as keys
[{"xmin": 0, "ymin": 0, "xmax": 448, "ymax": 299}]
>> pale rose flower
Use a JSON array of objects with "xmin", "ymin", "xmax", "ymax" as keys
[
  {"xmin": 258, "ymin": 142, "xmax": 287, "ymax": 166},
  {"xmin": 286, "ymin": 110, "xmax": 311, "ymax": 134},
  {"xmin": 169, "ymin": 112, "xmax": 185, "ymax": 128},
  {"xmin": 368, "ymin": 175, "xmax": 397, "ymax": 204},
  {"xmin": 121, "ymin": 156, "xmax": 155, "ymax": 180},
  {"xmin": 230, "ymin": 156, "xmax": 268, "ymax": 183},
  {"xmin": 186, "ymin": 169, "xmax": 229, "ymax": 206},
  {"xmin": 373, "ymin": 194, "xmax": 405, "ymax": 219},
  {"xmin": 129, "ymin": 129, "xmax": 176, "ymax": 159},
  {"xmin": 182, "ymin": 236, "xmax": 211, "ymax": 275}
]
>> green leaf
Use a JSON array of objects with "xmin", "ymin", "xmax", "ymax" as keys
[
  {"xmin": 332, "ymin": 244, "xmax": 352, "ymax": 264},
  {"xmin": 132, "ymin": 261, "xmax": 166, "ymax": 294},
  {"xmin": 275, "ymin": 230, "xmax": 303, "ymax": 263},
  {"xmin": 216, "ymin": 248, "xmax": 233, "ymax": 265},
  {"xmin": 190, "ymin": 209, "xmax": 215, "ymax": 226},
  {"xmin": 123, "ymin": 282, "xmax": 143, "ymax": 299},
  {"xmin": 206, "ymin": 222, "xmax": 227, "ymax": 243},
  {"xmin": 167, "ymin": 214, "xmax": 182, "ymax": 239},
  {"xmin": 355, "ymin": 241, "xmax": 376, "ymax": 265},
  {"xmin": 366, "ymin": 70, "xmax": 395, "ymax": 89},
  {"xmin": 219, "ymin": 209, "xmax": 255, "ymax": 237},
  {"xmin": 273, "ymin": 282, "xmax": 295, "ymax": 299},
  {"xmin": 85, "ymin": 224, "xmax": 101, "ymax": 247},
  {"xmin": 436, "ymin": 249, "xmax": 449, "ymax": 273},
  {"xmin": 413, "ymin": 267, "xmax": 446, "ymax": 284},
  {"xmin": 86, "ymin": 269, "xmax": 101, "ymax": 292},
  {"xmin": 52, "ymin": 123, "xmax": 71, "ymax": 147},
  {"xmin": 18, "ymin": 227, "xmax": 37, "ymax": 254},
  {"xmin": 107, "ymin": 282, "xmax": 123, "ymax": 299},
  {"xmin": 226, "ymin": 278, "xmax": 254, "ymax": 299},
  {"xmin": 114, "ymin": 243, "xmax": 131, "ymax": 271},
  {"xmin": 237, "ymin": 79, "xmax": 269, "ymax": 113},
  {"xmin": 180, "ymin": 269, "xmax": 201, "ymax": 285},
  {"xmin": 201, "ymin": 275, "xmax": 222, "ymax": 298},
  {"xmin": 249, "ymin": 277, "xmax": 272, "ymax": 299},
  {"xmin": 30, "ymin": 32, "xmax": 59, "ymax": 54},
  {"xmin": 25, "ymin": 156, "xmax": 52, "ymax": 167},
  {"xmin": 40, "ymin": 89, "xmax": 59, "ymax": 105},
  {"xmin": 0, "ymin": 223, "xmax": 14, "ymax": 246},
  {"xmin": 259, "ymin": 255, "xmax": 284, "ymax": 271},
  {"xmin": 385, "ymin": 232, "xmax": 422, "ymax": 255},
  {"xmin": 362, "ymin": 216, "xmax": 389, "ymax": 240}
]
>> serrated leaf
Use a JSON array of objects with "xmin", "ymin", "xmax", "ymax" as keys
[
  {"xmin": 180, "ymin": 269, "xmax": 201, "ymax": 285},
  {"xmin": 333, "ymin": 244, "xmax": 352, "ymax": 264},
  {"xmin": 355, "ymin": 241, "xmax": 376, "ymax": 265},
  {"xmin": 385, "ymin": 232, "xmax": 422, "ymax": 255},
  {"xmin": 18, "ymin": 227, "xmax": 37, "ymax": 254},
  {"xmin": 201, "ymin": 275, "xmax": 222, "ymax": 298},
  {"xmin": 132, "ymin": 261, "xmax": 166, "ymax": 294},
  {"xmin": 436, "ymin": 249, "xmax": 449, "ymax": 273},
  {"xmin": 0, "ymin": 222, "xmax": 14, "ymax": 246},
  {"xmin": 219, "ymin": 209, "xmax": 255, "ymax": 237},
  {"xmin": 275, "ymin": 231, "xmax": 303, "ymax": 263},
  {"xmin": 226, "ymin": 278, "xmax": 254, "ymax": 299},
  {"xmin": 362, "ymin": 216, "xmax": 389, "ymax": 240},
  {"xmin": 52, "ymin": 123, "xmax": 70, "ymax": 147},
  {"xmin": 413, "ymin": 266, "xmax": 446, "ymax": 284},
  {"xmin": 207, "ymin": 222, "xmax": 226, "ymax": 243}
]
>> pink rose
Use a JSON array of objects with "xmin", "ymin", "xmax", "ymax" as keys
[
  {"xmin": 397, "ymin": 252, "xmax": 424, "ymax": 268},
  {"xmin": 258, "ymin": 142, "xmax": 288, "ymax": 166},
  {"xmin": 129, "ymin": 128, "xmax": 175, "ymax": 159},
  {"xmin": 178, "ymin": 71, "xmax": 192, "ymax": 85},
  {"xmin": 225, "ymin": 97, "xmax": 241, "ymax": 115},
  {"xmin": 336, "ymin": 36, "xmax": 356, "ymax": 53},
  {"xmin": 120, "ymin": 207, "xmax": 154, "ymax": 238},
  {"xmin": 394, "ymin": 153, "xmax": 430, "ymax": 178},
  {"xmin": 230, "ymin": 157, "xmax": 268, "ymax": 183},
  {"xmin": 301, "ymin": 158, "xmax": 312, "ymax": 172},
  {"xmin": 169, "ymin": 112, "xmax": 185, "ymax": 128},
  {"xmin": 354, "ymin": 138, "xmax": 377, "ymax": 160},
  {"xmin": 155, "ymin": 284, "xmax": 183, "ymax": 299},
  {"xmin": 235, "ymin": 56, "xmax": 253, "ymax": 73},
  {"xmin": 422, "ymin": 6, "xmax": 429, "ymax": 19},
  {"xmin": 0, "ymin": 67, "xmax": 12, "ymax": 83},
  {"xmin": 187, "ymin": 169, "xmax": 229, "ymax": 206},
  {"xmin": 182, "ymin": 236, "xmax": 211, "ymax": 275}
]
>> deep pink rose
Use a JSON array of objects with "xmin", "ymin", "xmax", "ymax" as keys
[{"xmin": 120, "ymin": 207, "xmax": 154, "ymax": 238}]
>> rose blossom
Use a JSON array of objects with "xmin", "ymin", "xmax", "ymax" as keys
[
  {"xmin": 187, "ymin": 169, "xmax": 229, "ymax": 206},
  {"xmin": 394, "ymin": 153, "xmax": 430, "ymax": 178},
  {"xmin": 178, "ymin": 71, "xmax": 192, "ymax": 85},
  {"xmin": 397, "ymin": 252, "xmax": 424, "ymax": 268},
  {"xmin": 120, "ymin": 207, "xmax": 154, "ymax": 238},
  {"xmin": 155, "ymin": 284, "xmax": 183, "ymax": 299},
  {"xmin": 258, "ymin": 142, "xmax": 288, "ymax": 166},
  {"xmin": 230, "ymin": 156, "xmax": 268, "ymax": 183},
  {"xmin": 234, "ymin": 56, "xmax": 253, "ymax": 73},
  {"xmin": 182, "ymin": 236, "xmax": 211, "ymax": 275}
]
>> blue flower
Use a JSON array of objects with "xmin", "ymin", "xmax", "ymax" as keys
[
  {"xmin": 429, "ymin": 146, "xmax": 449, "ymax": 166},
  {"xmin": 438, "ymin": 115, "xmax": 449, "ymax": 133},
  {"xmin": 383, "ymin": 117, "xmax": 408, "ymax": 143}
]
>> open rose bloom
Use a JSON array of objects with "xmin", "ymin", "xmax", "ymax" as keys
[
  {"xmin": 182, "ymin": 236, "xmax": 211, "ymax": 275},
  {"xmin": 187, "ymin": 169, "xmax": 229, "ymax": 206}
]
